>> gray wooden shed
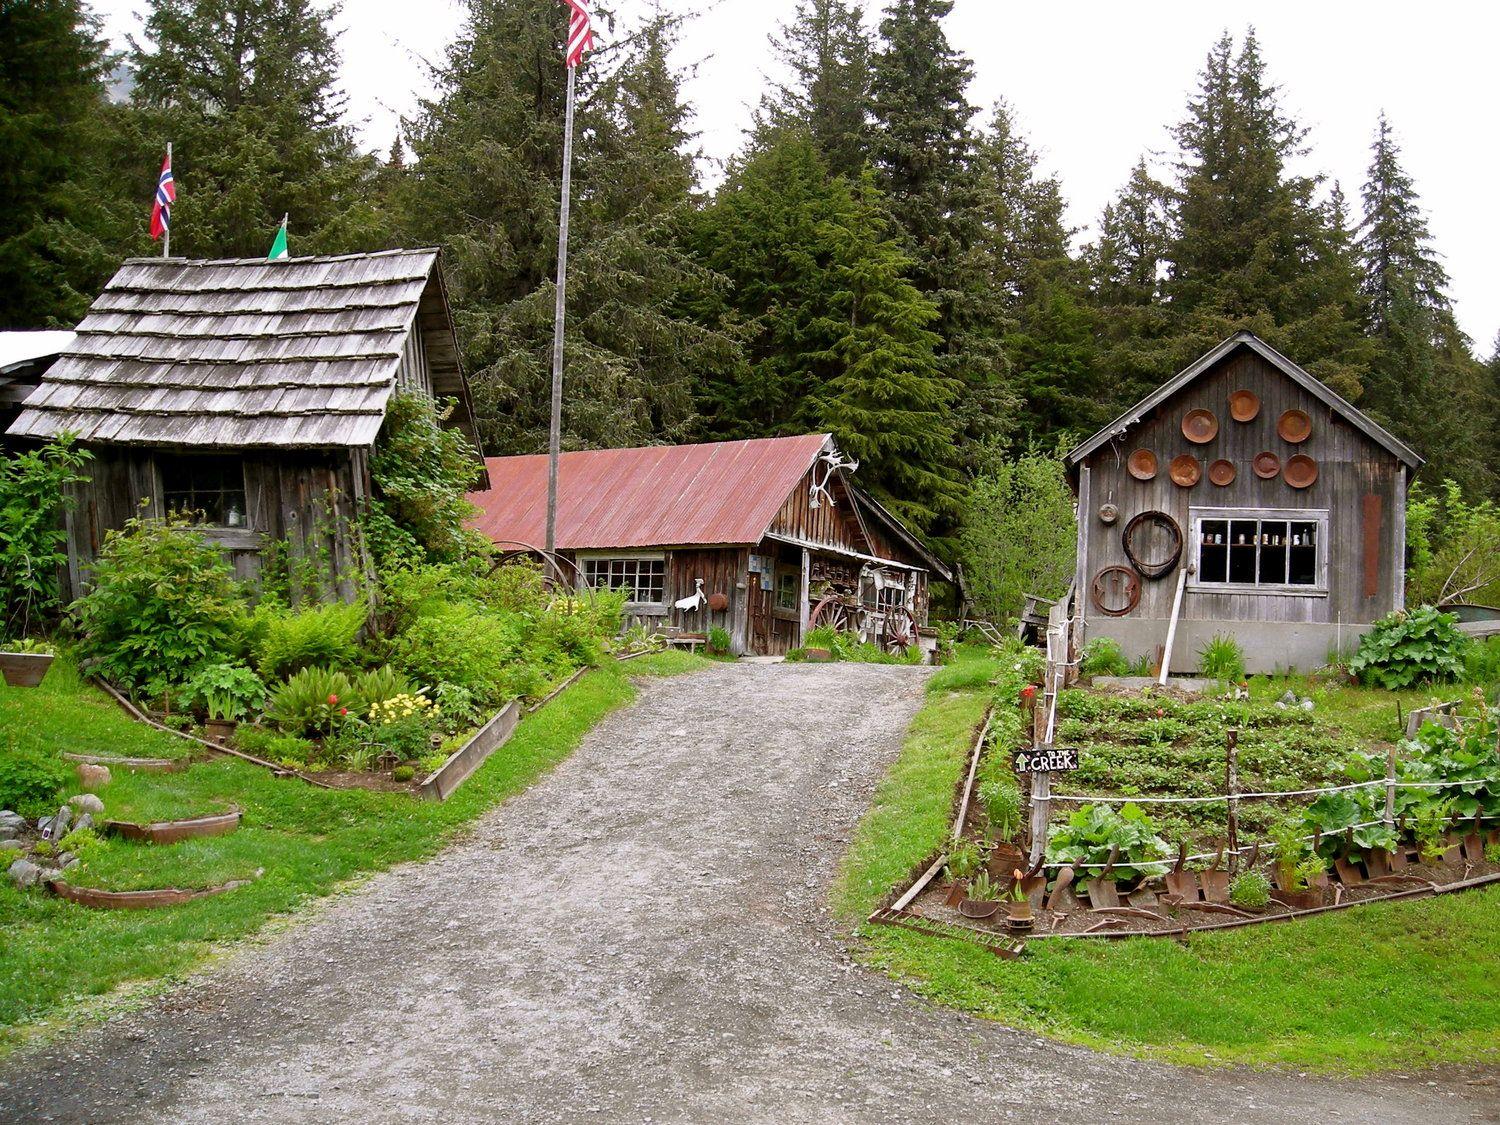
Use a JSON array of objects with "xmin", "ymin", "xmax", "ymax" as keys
[
  {"xmin": 5, "ymin": 248, "xmax": 484, "ymax": 600},
  {"xmin": 1067, "ymin": 332, "xmax": 1422, "ymax": 674}
]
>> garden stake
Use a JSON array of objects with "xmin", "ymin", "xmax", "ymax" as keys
[{"xmin": 1384, "ymin": 744, "xmax": 1398, "ymax": 833}]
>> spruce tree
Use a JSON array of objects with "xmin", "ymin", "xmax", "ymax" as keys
[
  {"xmin": 755, "ymin": 0, "xmax": 872, "ymax": 178},
  {"xmin": 0, "ymin": 1, "xmax": 135, "ymax": 326},
  {"xmin": 1356, "ymin": 115, "xmax": 1490, "ymax": 493},
  {"xmin": 129, "ymin": 0, "xmax": 378, "ymax": 257},
  {"xmin": 402, "ymin": 2, "xmax": 743, "ymax": 454},
  {"xmin": 1163, "ymin": 31, "xmax": 1369, "ymax": 399},
  {"xmin": 691, "ymin": 130, "xmax": 959, "ymax": 530}
]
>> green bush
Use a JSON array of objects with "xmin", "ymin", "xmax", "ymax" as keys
[
  {"xmin": 979, "ymin": 773, "xmax": 1022, "ymax": 841},
  {"xmin": 179, "ymin": 661, "xmax": 266, "ymax": 721},
  {"xmin": 1464, "ymin": 636, "xmax": 1500, "ymax": 686},
  {"xmin": 69, "ymin": 513, "xmax": 247, "ymax": 700},
  {"xmin": 1228, "ymin": 869, "xmax": 1272, "ymax": 909},
  {"xmin": 707, "ymin": 626, "xmax": 732, "ymax": 655},
  {"xmin": 388, "ymin": 607, "xmax": 521, "ymax": 708},
  {"xmin": 0, "ymin": 437, "xmax": 91, "ymax": 637},
  {"xmin": 351, "ymin": 665, "xmax": 414, "ymax": 709},
  {"xmin": 1406, "ymin": 479, "xmax": 1500, "ymax": 608},
  {"xmin": 1198, "ymin": 634, "xmax": 1246, "ymax": 682},
  {"xmin": 0, "ymin": 743, "xmax": 70, "ymax": 818},
  {"xmin": 253, "ymin": 600, "xmax": 366, "ymax": 680},
  {"xmin": 265, "ymin": 666, "xmax": 357, "ymax": 737},
  {"xmin": 1044, "ymin": 803, "xmax": 1172, "ymax": 882},
  {"xmin": 1348, "ymin": 605, "xmax": 1469, "ymax": 689},
  {"xmin": 1080, "ymin": 636, "xmax": 1129, "ymax": 678}
]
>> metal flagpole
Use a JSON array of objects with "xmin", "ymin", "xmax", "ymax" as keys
[
  {"xmin": 545, "ymin": 66, "xmax": 577, "ymax": 560},
  {"xmin": 163, "ymin": 142, "xmax": 172, "ymax": 259}
]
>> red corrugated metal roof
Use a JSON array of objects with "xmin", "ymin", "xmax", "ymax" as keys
[{"xmin": 466, "ymin": 434, "xmax": 832, "ymax": 550}]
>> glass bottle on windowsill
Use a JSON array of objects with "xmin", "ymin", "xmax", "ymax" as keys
[{"xmin": 225, "ymin": 500, "xmax": 244, "ymax": 528}]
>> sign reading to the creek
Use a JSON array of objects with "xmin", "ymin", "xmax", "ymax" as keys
[{"xmin": 1013, "ymin": 746, "xmax": 1081, "ymax": 774}]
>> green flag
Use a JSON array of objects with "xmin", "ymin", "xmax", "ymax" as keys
[{"xmin": 268, "ymin": 215, "xmax": 289, "ymax": 260}]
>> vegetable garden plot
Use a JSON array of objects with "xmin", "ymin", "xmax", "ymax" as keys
[{"xmin": 871, "ymin": 680, "xmax": 1500, "ymax": 947}]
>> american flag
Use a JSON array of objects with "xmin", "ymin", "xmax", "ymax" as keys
[
  {"xmin": 563, "ymin": 0, "xmax": 593, "ymax": 68},
  {"xmin": 149, "ymin": 150, "xmax": 175, "ymax": 241}
]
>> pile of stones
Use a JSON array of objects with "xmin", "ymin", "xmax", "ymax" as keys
[{"xmin": 4, "ymin": 789, "xmax": 107, "ymax": 890}]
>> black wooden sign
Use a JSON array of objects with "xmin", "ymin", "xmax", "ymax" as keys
[{"xmin": 1013, "ymin": 746, "xmax": 1081, "ymax": 774}]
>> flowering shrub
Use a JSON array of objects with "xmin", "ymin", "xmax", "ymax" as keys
[{"xmin": 369, "ymin": 692, "xmax": 435, "ymax": 726}]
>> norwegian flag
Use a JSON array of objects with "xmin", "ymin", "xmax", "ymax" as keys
[
  {"xmin": 149, "ymin": 150, "xmax": 175, "ymax": 241},
  {"xmin": 563, "ymin": 0, "xmax": 593, "ymax": 68}
]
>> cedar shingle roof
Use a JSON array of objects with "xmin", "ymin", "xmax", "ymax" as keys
[{"xmin": 7, "ymin": 248, "xmax": 480, "ymax": 450}]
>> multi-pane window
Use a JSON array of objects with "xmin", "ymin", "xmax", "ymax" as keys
[
  {"xmin": 1194, "ymin": 510, "xmax": 1325, "ymax": 591},
  {"xmin": 160, "ymin": 455, "xmax": 248, "ymax": 527},
  {"xmin": 582, "ymin": 557, "xmax": 666, "ymax": 603},
  {"xmin": 776, "ymin": 569, "xmax": 800, "ymax": 611}
]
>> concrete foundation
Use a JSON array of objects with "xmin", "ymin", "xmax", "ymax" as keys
[{"xmin": 1087, "ymin": 617, "xmax": 1374, "ymax": 676}]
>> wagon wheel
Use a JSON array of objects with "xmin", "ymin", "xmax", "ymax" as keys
[
  {"xmin": 1122, "ymin": 510, "xmax": 1183, "ymax": 580},
  {"xmin": 808, "ymin": 595, "xmax": 855, "ymax": 634},
  {"xmin": 881, "ymin": 606, "xmax": 918, "ymax": 652},
  {"xmin": 1090, "ymin": 565, "xmax": 1141, "ymax": 617}
]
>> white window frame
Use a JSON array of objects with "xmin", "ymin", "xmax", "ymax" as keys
[
  {"xmin": 577, "ymin": 551, "xmax": 668, "ymax": 607},
  {"xmin": 1188, "ymin": 506, "xmax": 1329, "ymax": 597}
]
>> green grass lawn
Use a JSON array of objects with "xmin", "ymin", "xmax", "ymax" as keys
[
  {"xmin": 0, "ymin": 649, "xmax": 708, "ymax": 1055},
  {"xmin": 835, "ymin": 664, "xmax": 1500, "ymax": 1073}
]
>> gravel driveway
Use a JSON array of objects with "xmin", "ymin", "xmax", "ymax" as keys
[{"xmin": 1, "ymin": 662, "xmax": 1496, "ymax": 1124}]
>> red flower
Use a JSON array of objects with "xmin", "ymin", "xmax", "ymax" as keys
[
  {"xmin": 339, "ymin": 708, "xmax": 348, "ymax": 716},
  {"xmin": 1020, "ymin": 685, "xmax": 1037, "ymax": 701},
  {"xmin": 1155, "ymin": 707, "xmax": 1164, "ymax": 718},
  {"xmin": 327, "ymin": 694, "xmax": 339, "ymax": 706}
]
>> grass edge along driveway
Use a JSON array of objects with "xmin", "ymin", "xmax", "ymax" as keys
[
  {"xmin": 832, "ymin": 658, "xmax": 1500, "ymax": 1074},
  {"xmin": 0, "ymin": 651, "xmax": 709, "ymax": 1058}
]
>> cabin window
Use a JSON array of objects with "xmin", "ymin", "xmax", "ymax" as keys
[
  {"xmin": 1191, "ymin": 508, "xmax": 1327, "ymax": 593},
  {"xmin": 581, "ymin": 556, "xmax": 666, "ymax": 604},
  {"xmin": 159, "ymin": 454, "xmax": 248, "ymax": 528},
  {"xmin": 776, "ymin": 569, "xmax": 800, "ymax": 611}
]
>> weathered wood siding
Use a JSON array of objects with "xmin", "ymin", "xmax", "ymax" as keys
[
  {"xmin": 767, "ymin": 469, "xmax": 872, "ymax": 556},
  {"xmin": 395, "ymin": 318, "xmax": 434, "ymax": 399},
  {"xmin": 63, "ymin": 445, "xmax": 367, "ymax": 602},
  {"xmin": 1079, "ymin": 347, "xmax": 1405, "ymax": 633}
]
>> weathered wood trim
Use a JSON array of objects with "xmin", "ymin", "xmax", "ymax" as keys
[
  {"xmin": 418, "ymin": 699, "xmax": 522, "ymax": 802},
  {"xmin": 1394, "ymin": 465, "xmax": 1408, "ymax": 607}
]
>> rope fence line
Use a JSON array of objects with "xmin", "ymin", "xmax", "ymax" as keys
[{"xmin": 1045, "ymin": 777, "xmax": 1500, "ymax": 807}]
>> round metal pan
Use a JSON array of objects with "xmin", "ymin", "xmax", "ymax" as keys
[
  {"xmin": 1169, "ymin": 454, "xmax": 1201, "ymax": 488},
  {"xmin": 1208, "ymin": 459, "xmax": 1236, "ymax": 487},
  {"xmin": 1253, "ymin": 451, "xmax": 1281, "ymax": 479},
  {"xmin": 1228, "ymin": 389, "xmax": 1260, "ymax": 422},
  {"xmin": 1278, "ymin": 409, "xmax": 1312, "ymax": 443},
  {"xmin": 1284, "ymin": 453, "xmax": 1319, "ymax": 489},
  {"xmin": 1127, "ymin": 449, "xmax": 1158, "ymax": 481},
  {"xmin": 1182, "ymin": 409, "xmax": 1219, "ymax": 444}
]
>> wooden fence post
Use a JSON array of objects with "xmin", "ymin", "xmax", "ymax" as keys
[
  {"xmin": 1225, "ymin": 728, "xmax": 1240, "ymax": 874},
  {"xmin": 1029, "ymin": 763, "xmax": 1052, "ymax": 866},
  {"xmin": 1384, "ymin": 743, "xmax": 1397, "ymax": 833}
]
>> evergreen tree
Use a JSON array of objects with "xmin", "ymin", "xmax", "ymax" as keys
[
  {"xmin": 1163, "ymin": 31, "xmax": 1370, "ymax": 399},
  {"xmin": 691, "ymin": 130, "xmax": 960, "ymax": 529},
  {"xmin": 0, "ymin": 1, "xmax": 136, "ymax": 326},
  {"xmin": 754, "ymin": 0, "xmax": 872, "ymax": 178},
  {"xmin": 129, "ymin": 0, "xmax": 379, "ymax": 257},
  {"xmin": 869, "ymin": 1, "xmax": 1002, "ymax": 454},
  {"xmin": 1356, "ymin": 115, "xmax": 1489, "ymax": 493},
  {"xmin": 401, "ymin": 2, "xmax": 743, "ymax": 454}
]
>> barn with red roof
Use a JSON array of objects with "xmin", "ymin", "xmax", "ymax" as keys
[{"xmin": 466, "ymin": 434, "xmax": 950, "ymax": 656}]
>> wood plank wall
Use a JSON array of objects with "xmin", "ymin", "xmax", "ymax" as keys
[{"xmin": 1080, "ymin": 348, "xmax": 1406, "ymax": 628}]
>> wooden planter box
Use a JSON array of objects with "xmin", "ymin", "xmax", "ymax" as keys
[{"xmin": 0, "ymin": 652, "xmax": 54, "ymax": 688}]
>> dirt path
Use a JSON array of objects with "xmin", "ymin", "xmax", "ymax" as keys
[{"xmin": 1, "ymin": 662, "xmax": 1495, "ymax": 1124}]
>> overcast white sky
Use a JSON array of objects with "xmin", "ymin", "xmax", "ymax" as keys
[{"xmin": 94, "ymin": 0, "xmax": 1499, "ymax": 353}]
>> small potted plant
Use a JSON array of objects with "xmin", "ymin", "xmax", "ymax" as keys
[
  {"xmin": 0, "ymin": 638, "xmax": 55, "ymax": 688},
  {"xmin": 182, "ymin": 662, "xmax": 266, "ymax": 743},
  {"xmin": 959, "ymin": 871, "xmax": 1001, "ymax": 919},
  {"xmin": 944, "ymin": 839, "xmax": 984, "ymax": 906},
  {"xmin": 1005, "ymin": 868, "xmax": 1034, "ymax": 930}
]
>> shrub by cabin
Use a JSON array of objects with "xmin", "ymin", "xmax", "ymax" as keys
[{"xmin": 1068, "ymin": 332, "xmax": 1422, "ymax": 674}]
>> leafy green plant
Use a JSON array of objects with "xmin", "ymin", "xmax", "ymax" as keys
[
  {"xmin": 1412, "ymin": 800, "xmax": 1454, "ymax": 862},
  {"xmin": 1198, "ymin": 634, "xmax": 1246, "ymax": 682},
  {"xmin": 388, "ymin": 606, "xmax": 521, "ymax": 708},
  {"xmin": 252, "ymin": 600, "xmax": 366, "ymax": 680},
  {"xmin": 945, "ymin": 838, "xmax": 983, "ymax": 882},
  {"xmin": 1044, "ymin": 803, "xmax": 1172, "ymax": 881},
  {"xmin": 1228, "ymin": 868, "xmax": 1272, "ymax": 908},
  {"xmin": 0, "ymin": 741, "xmax": 70, "ymax": 818},
  {"xmin": 392, "ymin": 764, "xmax": 416, "ymax": 783},
  {"xmin": 180, "ymin": 662, "xmax": 266, "ymax": 721},
  {"xmin": 351, "ymin": 665, "xmax": 414, "ymax": 709},
  {"xmin": 967, "ymin": 871, "xmax": 998, "ymax": 902},
  {"xmin": 1463, "ymin": 636, "xmax": 1500, "ymax": 687},
  {"xmin": 69, "ymin": 512, "xmax": 247, "ymax": 700},
  {"xmin": 706, "ymin": 626, "xmax": 732, "ymax": 655},
  {"xmin": 0, "ymin": 437, "xmax": 92, "ymax": 637},
  {"xmin": 265, "ymin": 666, "xmax": 356, "ymax": 737},
  {"xmin": 1348, "ymin": 606, "xmax": 1470, "ymax": 689},
  {"xmin": 1268, "ymin": 820, "xmax": 1326, "ymax": 891},
  {"xmin": 979, "ymin": 773, "xmax": 1022, "ymax": 841},
  {"xmin": 1080, "ymin": 636, "xmax": 1129, "ymax": 678}
]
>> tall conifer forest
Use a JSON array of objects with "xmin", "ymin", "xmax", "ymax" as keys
[{"xmin": 3, "ymin": 0, "xmax": 1497, "ymax": 555}]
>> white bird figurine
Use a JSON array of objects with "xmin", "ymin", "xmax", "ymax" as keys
[{"xmin": 674, "ymin": 577, "xmax": 706, "ymax": 612}]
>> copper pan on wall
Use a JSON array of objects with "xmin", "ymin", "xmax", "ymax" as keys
[
  {"xmin": 1284, "ymin": 454, "xmax": 1319, "ymax": 489},
  {"xmin": 1252, "ymin": 451, "xmax": 1281, "ymax": 479},
  {"xmin": 1278, "ymin": 409, "xmax": 1312, "ymax": 443},
  {"xmin": 1208, "ymin": 459, "xmax": 1236, "ymax": 487},
  {"xmin": 1182, "ymin": 409, "xmax": 1219, "ymax": 444},
  {"xmin": 1169, "ymin": 454, "xmax": 1201, "ymax": 488},
  {"xmin": 1228, "ymin": 389, "xmax": 1260, "ymax": 422},
  {"xmin": 1127, "ymin": 449, "xmax": 1158, "ymax": 481}
]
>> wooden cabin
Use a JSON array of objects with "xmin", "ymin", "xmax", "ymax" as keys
[
  {"xmin": 0, "ymin": 331, "xmax": 73, "ymax": 443},
  {"xmin": 1067, "ymin": 332, "xmax": 1422, "ymax": 674},
  {"xmin": 5, "ymin": 249, "xmax": 484, "ymax": 600},
  {"xmin": 466, "ymin": 434, "xmax": 951, "ymax": 656}
]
